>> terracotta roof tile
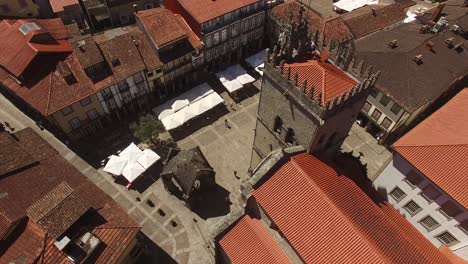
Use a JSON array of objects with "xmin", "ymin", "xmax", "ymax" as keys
[
  {"xmin": 252, "ymin": 154, "xmax": 452, "ymax": 263},
  {"xmin": 49, "ymin": 0, "xmax": 78, "ymax": 13},
  {"xmin": 178, "ymin": 0, "xmax": 258, "ymax": 23},
  {"xmin": 175, "ymin": 14, "xmax": 203, "ymax": 49},
  {"xmin": 0, "ymin": 132, "xmax": 36, "ymax": 177},
  {"xmin": 0, "ymin": 212, "xmax": 13, "ymax": 237},
  {"xmin": 0, "ymin": 128, "xmax": 140, "ymax": 263},
  {"xmin": 93, "ymin": 34, "xmax": 146, "ymax": 90},
  {"xmin": 393, "ymin": 89, "xmax": 468, "ymax": 208},
  {"xmin": 71, "ymin": 36, "xmax": 105, "ymax": 68},
  {"xmin": 136, "ymin": 8, "xmax": 187, "ymax": 48},
  {"xmin": 131, "ymin": 31, "xmax": 163, "ymax": 70},
  {"xmin": 283, "ymin": 59, "xmax": 357, "ymax": 104},
  {"xmin": 342, "ymin": 4, "xmax": 406, "ymax": 39},
  {"xmin": 219, "ymin": 215, "xmax": 291, "ymax": 264}
]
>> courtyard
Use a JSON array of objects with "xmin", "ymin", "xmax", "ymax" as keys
[{"xmin": 89, "ymin": 84, "xmax": 260, "ymax": 263}]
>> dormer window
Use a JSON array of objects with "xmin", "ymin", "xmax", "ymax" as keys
[
  {"xmin": 273, "ymin": 116, "xmax": 282, "ymax": 133},
  {"xmin": 19, "ymin": 22, "xmax": 40, "ymax": 35}
]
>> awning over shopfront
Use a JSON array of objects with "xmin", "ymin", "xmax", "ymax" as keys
[
  {"xmin": 216, "ymin": 64, "xmax": 255, "ymax": 93},
  {"xmin": 246, "ymin": 50, "xmax": 265, "ymax": 76}
]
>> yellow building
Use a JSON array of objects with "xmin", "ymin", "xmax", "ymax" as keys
[{"xmin": 0, "ymin": 0, "xmax": 39, "ymax": 18}]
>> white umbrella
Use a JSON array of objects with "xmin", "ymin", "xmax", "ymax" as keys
[
  {"xmin": 103, "ymin": 155, "xmax": 127, "ymax": 175},
  {"xmin": 171, "ymin": 99, "xmax": 189, "ymax": 112},
  {"xmin": 161, "ymin": 115, "xmax": 184, "ymax": 130},
  {"xmin": 224, "ymin": 79, "xmax": 243, "ymax": 93},
  {"xmin": 122, "ymin": 162, "xmax": 145, "ymax": 182},
  {"xmin": 119, "ymin": 143, "xmax": 143, "ymax": 163},
  {"xmin": 188, "ymin": 99, "xmax": 211, "ymax": 115},
  {"xmin": 158, "ymin": 109, "xmax": 175, "ymax": 120},
  {"xmin": 137, "ymin": 149, "xmax": 161, "ymax": 169}
]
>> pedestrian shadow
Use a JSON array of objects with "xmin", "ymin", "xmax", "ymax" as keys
[{"xmin": 191, "ymin": 184, "xmax": 231, "ymax": 220}]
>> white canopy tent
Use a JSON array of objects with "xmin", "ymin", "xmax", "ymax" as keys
[
  {"xmin": 153, "ymin": 82, "xmax": 214, "ymax": 118},
  {"xmin": 119, "ymin": 143, "xmax": 143, "ymax": 163},
  {"xmin": 333, "ymin": 0, "xmax": 394, "ymax": 12},
  {"xmin": 171, "ymin": 99, "xmax": 189, "ymax": 112},
  {"xmin": 158, "ymin": 109, "xmax": 175, "ymax": 120},
  {"xmin": 103, "ymin": 155, "xmax": 127, "ymax": 175},
  {"xmin": 216, "ymin": 64, "xmax": 255, "ymax": 93},
  {"xmin": 122, "ymin": 162, "xmax": 145, "ymax": 182},
  {"xmin": 137, "ymin": 149, "xmax": 161, "ymax": 169},
  {"xmin": 161, "ymin": 92, "xmax": 225, "ymax": 130},
  {"xmin": 246, "ymin": 50, "xmax": 266, "ymax": 76}
]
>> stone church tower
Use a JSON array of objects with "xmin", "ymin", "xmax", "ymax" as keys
[{"xmin": 249, "ymin": 6, "xmax": 380, "ymax": 169}]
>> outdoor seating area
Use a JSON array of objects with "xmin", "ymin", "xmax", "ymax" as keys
[
  {"xmin": 153, "ymin": 83, "xmax": 225, "ymax": 131},
  {"xmin": 215, "ymin": 64, "xmax": 256, "ymax": 94},
  {"xmin": 245, "ymin": 50, "xmax": 266, "ymax": 76},
  {"xmin": 103, "ymin": 143, "xmax": 161, "ymax": 188}
]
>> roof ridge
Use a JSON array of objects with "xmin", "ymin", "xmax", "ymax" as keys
[
  {"xmin": 289, "ymin": 157, "xmax": 389, "ymax": 262},
  {"xmin": 394, "ymin": 143, "xmax": 468, "ymax": 148},
  {"xmin": 244, "ymin": 217, "xmax": 286, "ymax": 260},
  {"xmin": 45, "ymin": 74, "xmax": 53, "ymax": 115},
  {"xmin": 94, "ymin": 225, "xmax": 141, "ymax": 230}
]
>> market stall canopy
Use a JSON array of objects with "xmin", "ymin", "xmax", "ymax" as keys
[
  {"xmin": 122, "ymin": 162, "xmax": 145, "ymax": 182},
  {"xmin": 216, "ymin": 64, "xmax": 255, "ymax": 93},
  {"xmin": 158, "ymin": 109, "xmax": 175, "ymax": 120},
  {"xmin": 246, "ymin": 50, "xmax": 265, "ymax": 75},
  {"xmin": 103, "ymin": 155, "xmax": 127, "ymax": 175},
  {"xmin": 119, "ymin": 143, "xmax": 143, "ymax": 163},
  {"xmin": 171, "ymin": 99, "xmax": 190, "ymax": 112},
  {"xmin": 188, "ymin": 92, "xmax": 224, "ymax": 115},
  {"xmin": 137, "ymin": 149, "xmax": 161, "ymax": 169}
]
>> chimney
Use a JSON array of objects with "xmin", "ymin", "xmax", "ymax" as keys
[
  {"xmin": 445, "ymin": 37, "xmax": 454, "ymax": 48},
  {"xmin": 77, "ymin": 40, "xmax": 85, "ymax": 52},
  {"xmin": 413, "ymin": 54, "xmax": 423, "ymax": 65},
  {"xmin": 320, "ymin": 49, "xmax": 331, "ymax": 62},
  {"xmin": 111, "ymin": 57, "xmax": 120, "ymax": 67},
  {"xmin": 426, "ymin": 41, "xmax": 435, "ymax": 51},
  {"xmin": 454, "ymin": 42, "xmax": 464, "ymax": 52},
  {"xmin": 133, "ymin": 4, "xmax": 138, "ymax": 14},
  {"xmin": 419, "ymin": 25, "xmax": 431, "ymax": 33},
  {"xmin": 388, "ymin": 39, "xmax": 398, "ymax": 48}
]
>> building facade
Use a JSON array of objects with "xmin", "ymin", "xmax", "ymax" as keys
[
  {"xmin": 373, "ymin": 89, "xmax": 468, "ymax": 260},
  {"xmin": 250, "ymin": 8, "xmax": 379, "ymax": 169},
  {"xmin": 165, "ymin": 0, "xmax": 266, "ymax": 70}
]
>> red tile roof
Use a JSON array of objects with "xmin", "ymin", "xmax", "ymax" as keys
[
  {"xmin": 0, "ymin": 128, "xmax": 140, "ymax": 263},
  {"xmin": 49, "ymin": 0, "xmax": 78, "ymax": 13},
  {"xmin": 393, "ymin": 89, "xmax": 468, "ymax": 208},
  {"xmin": 283, "ymin": 59, "xmax": 357, "ymax": 104},
  {"xmin": 252, "ymin": 153, "xmax": 452, "ymax": 264},
  {"xmin": 219, "ymin": 215, "xmax": 291, "ymax": 264},
  {"xmin": 175, "ymin": 14, "xmax": 203, "ymax": 49},
  {"xmin": 178, "ymin": 0, "xmax": 258, "ymax": 23},
  {"xmin": 342, "ymin": 4, "xmax": 406, "ymax": 39},
  {"xmin": 0, "ymin": 19, "xmax": 71, "ymax": 78},
  {"xmin": 0, "ymin": 220, "xmax": 46, "ymax": 263},
  {"xmin": 136, "ymin": 8, "xmax": 187, "ymax": 48}
]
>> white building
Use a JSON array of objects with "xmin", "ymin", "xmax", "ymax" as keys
[{"xmin": 373, "ymin": 89, "xmax": 468, "ymax": 260}]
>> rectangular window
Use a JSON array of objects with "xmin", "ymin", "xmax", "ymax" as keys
[
  {"xmin": 80, "ymin": 97, "xmax": 92, "ymax": 106},
  {"xmin": 61, "ymin": 106, "xmax": 73, "ymax": 116},
  {"xmin": 1, "ymin": 4, "xmax": 11, "ymax": 13},
  {"xmin": 419, "ymin": 215, "xmax": 440, "ymax": 231},
  {"xmin": 390, "ymin": 103, "xmax": 401, "ymax": 114},
  {"xmin": 404, "ymin": 200, "xmax": 422, "ymax": 216},
  {"xmin": 117, "ymin": 80, "xmax": 129, "ymax": 92},
  {"xmin": 371, "ymin": 109, "xmax": 382, "ymax": 121},
  {"xmin": 362, "ymin": 101, "xmax": 371, "ymax": 113},
  {"xmin": 86, "ymin": 109, "xmax": 99, "ymax": 120},
  {"xmin": 370, "ymin": 88, "xmax": 378, "ymax": 97},
  {"xmin": 380, "ymin": 95, "xmax": 390, "ymax": 106},
  {"xmin": 390, "ymin": 187, "xmax": 406, "ymax": 202},
  {"xmin": 458, "ymin": 220, "xmax": 468, "ymax": 235},
  {"xmin": 133, "ymin": 72, "xmax": 144, "ymax": 84},
  {"xmin": 439, "ymin": 201, "xmax": 462, "ymax": 219},
  {"xmin": 69, "ymin": 118, "xmax": 81, "ymax": 130},
  {"xmin": 381, "ymin": 117, "xmax": 392, "ymax": 129},
  {"xmin": 205, "ymin": 35, "xmax": 212, "ymax": 48},
  {"xmin": 213, "ymin": 32, "xmax": 219, "ymax": 45},
  {"xmin": 221, "ymin": 29, "xmax": 227, "ymax": 42},
  {"xmin": 232, "ymin": 23, "xmax": 238, "ymax": 36},
  {"xmin": 405, "ymin": 170, "xmax": 423, "ymax": 188},
  {"xmin": 420, "ymin": 184, "xmax": 442, "ymax": 203},
  {"xmin": 436, "ymin": 232, "xmax": 459, "ymax": 247}
]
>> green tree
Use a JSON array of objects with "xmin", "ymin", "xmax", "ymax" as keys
[{"xmin": 130, "ymin": 115, "xmax": 165, "ymax": 145}]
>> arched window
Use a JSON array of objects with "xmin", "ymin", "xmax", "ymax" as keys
[{"xmin": 273, "ymin": 116, "xmax": 282, "ymax": 133}]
